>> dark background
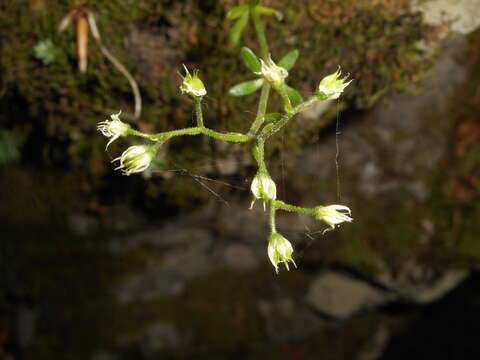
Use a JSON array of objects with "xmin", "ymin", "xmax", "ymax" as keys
[{"xmin": 1, "ymin": 1, "xmax": 480, "ymax": 359}]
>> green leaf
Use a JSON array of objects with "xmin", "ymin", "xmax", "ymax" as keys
[
  {"xmin": 228, "ymin": 78, "xmax": 264, "ymax": 97},
  {"xmin": 226, "ymin": 4, "xmax": 249, "ymax": 20},
  {"xmin": 240, "ymin": 47, "xmax": 261, "ymax": 73},
  {"xmin": 255, "ymin": 5, "xmax": 283, "ymax": 21},
  {"xmin": 278, "ymin": 49, "xmax": 299, "ymax": 71},
  {"xmin": 264, "ymin": 113, "xmax": 282, "ymax": 123},
  {"xmin": 284, "ymin": 85, "xmax": 303, "ymax": 104},
  {"xmin": 229, "ymin": 11, "xmax": 249, "ymax": 46}
]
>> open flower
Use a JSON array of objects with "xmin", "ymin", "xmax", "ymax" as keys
[
  {"xmin": 113, "ymin": 145, "xmax": 156, "ymax": 176},
  {"xmin": 255, "ymin": 54, "xmax": 288, "ymax": 88},
  {"xmin": 179, "ymin": 65, "xmax": 207, "ymax": 98},
  {"xmin": 318, "ymin": 67, "xmax": 352, "ymax": 100},
  {"xmin": 250, "ymin": 172, "xmax": 277, "ymax": 210},
  {"xmin": 314, "ymin": 204, "xmax": 353, "ymax": 233},
  {"xmin": 268, "ymin": 232, "xmax": 296, "ymax": 273},
  {"xmin": 97, "ymin": 111, "xmax": 131, "ymax": 149}
]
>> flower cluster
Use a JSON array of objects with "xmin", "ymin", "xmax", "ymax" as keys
[{"xmin": 97, "ymin": 1, "xmax": 355, "ymax": 274}]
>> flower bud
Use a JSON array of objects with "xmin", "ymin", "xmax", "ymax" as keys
[
  {"xmin": 179, "ymin": 65, "xmax": 207, "ymax": 98},
  {"xmin": 318, "ymin": 67, "xmax": 352, "ymax": 100},
  {"xmin": 250, "ymin": 172, "xmax": 277, "ymax": 210},
  {"xmin": 314, "ymin": 204, "xmax": 353, "ymax": 233},
  {"xmin": 113, "ymin": 145, "xmax": 156, "ymax": 176},
  {"xmin": 268, "ymin": 232, "xmax": 296, "ymax": 273},
  {"xmin": 255, "ymin": 54, "xmax": 288, "ymax": 89},
  {"xmin": 97, "ymin": 111, "xmax": 131, "ymax": 149}
]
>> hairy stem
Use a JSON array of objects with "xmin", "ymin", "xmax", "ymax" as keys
[
  {"xmin": 134, "ymin": 127, "xmax": 251, "ymax": 143},
  {"xmin": 248, "ymin": 83, "xmax": 271, "ymax": 136},
  {"xmin": 273, "ymin": 200, "xmax": 315, "ymax": 215},
  {"xmin": 269, "ymin": 201, "xmax": 277, "ymax": 233},
  {"xmin": 194, "ymin": 98, "xmax": 204, "ymax": 128},
  {"xmin": 251, "ymin": 6, "xmax": 269, "ymax": 59},
  {"xmin": 260, "ymin": 95, "xmax": 321, "ymax": 140}
]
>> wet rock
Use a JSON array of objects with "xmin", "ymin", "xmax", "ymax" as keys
[
  {"xmin": 91, "ymin": 351, "xmax": 118, "ymax": 360},
  {"xmin": 258, "ymin": 299, "xmax": 323, "ymax": 342},
  {"xmin": 357, "ymin": 323, "xmax": 391, "ymax": 360},
  {"xmin": 102, "ymin": 204, "xmax": 145, "ymax": 233},
  {"xmin": 113, "ymin": 227, "xmax": 213, "ymax": 302},
  {"xmin": 115, "ymin": 268, "xmax": 185, "ymax": 302},
  {"xmin": 15, "ymin": 306, "xmax": 36, "ymax": 348},
  {"xmin": 377, "ymin": 261, "xmax": 468, "ymax": 304},
  {"xmin": 66, "ymin": 214, "xmax": 98, "ymax": 237},
  {"xmin": 141, "ymin": 322, "xmax": 181, "ymax": 354},
  {"xmin": 306, "ymin": 272, "xmax": 393, "ymax": 318},
  {"xmin": 222, "ymin": 243, "xmax": 258, "ymax": 271},
  {"xmin": 413, "ymin": 0, "xmax": 480, "ymax": 35}
]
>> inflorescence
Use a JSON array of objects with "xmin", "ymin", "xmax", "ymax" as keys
[{"xmin": 98, "ymin": 0, "xmax": 353, "ymax": 273}]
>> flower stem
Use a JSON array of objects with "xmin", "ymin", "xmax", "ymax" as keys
[
  {"xmin": 248, "ymin": 82, "xmax": 271, "ymax": 136},
  {"xmin": 251, "ymin": 6, "xmax": 269, "ymax": 59},
  {"xmin": 259, "ymin": 95, "xmax": 321, "ymax": 140},
  {"xmin": 140, "ymin": 127, "xmax": 251, "ymax": 143},
  {"xmin": 273, "ymin": 200, "xmax": 315, "ymax": 215},
  {"xmin": 194, "ymin": 97, "xmax": 204, "ymax": 128},
  {"xmin": 252, "ymin": 137, "xmax": 267, "ymax": 172},
  {"xmin": 269, "ymin": 200, "xmax": 277, "ymax": 234}
]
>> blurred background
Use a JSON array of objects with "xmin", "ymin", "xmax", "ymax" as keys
[{"xmin": 1, "ymin": 0, "xmax": 480, "ymax": 359}]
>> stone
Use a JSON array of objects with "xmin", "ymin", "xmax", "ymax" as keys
[
  {"xmin": 141, "ymin": 322, "xmax": 181, "ymax": 354},
  {"xmin": 376, "ymin": 261, "xmax": 468, "ymax": 304},
  {"xmin": 67, "ymin": 214, "xmax": 98, "ymax": 237},
  {"xmin": 223, "ymin": 243, "xmax": 258, "ymax": 271},
  {"xmin": 413, "ymin": 0, "xmax": 480, "ymax": 35},
  {"xmin": 306, "ymin": 272, "xmax": 392, "ymax": 318}
]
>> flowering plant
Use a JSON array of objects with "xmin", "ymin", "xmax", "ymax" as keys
[{"xmin": 98, "ymin": 0, "xmax": 353, "ymax": 273}]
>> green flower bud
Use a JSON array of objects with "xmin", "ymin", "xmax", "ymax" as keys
[
  {"xmin": 255, "ymin": 54, "xmax": 288, "ymax": 89},
  {"xmin": 314, "ymin": 204, "xmax": 353, "ymax": 233},
  {"xmin": 318, "ymin": 67, "xmax": 352, "ymax": 100},
  {"xmin": 268, "ymin": 232, "xmax": 296, "ymax": 274},
  {"xmin": 179, "ymin": 65, "xmax": 207, "ymax": 98},
  {"xmin": 250, "ymin": 172, "xmax": 277, "ymax": 210},
  {"xmin": 97, "ymin": 111, "xmax": 131, "ymax": 149},
  {"xmin": 113, "ymin": 145, "xmax": 156, "ymax": 176}
]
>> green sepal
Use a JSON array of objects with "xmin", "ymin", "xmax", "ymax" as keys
[
  {"xmin": 229, "ymin": 11, "xmax": 249, "ymax": 46},
  {"xmin": 240, "ymin": 47, "xmax": 261, "ymax": 73},
  {"xmin": 228, "ymin": 78, "xmax": 264, "ymax": 96},
  {"xmin": 264, "ymin": 112, "xmax": 282, "ymax": 123},
  {"xmin": 316, "ymin": 92, "xmax": 329, "ymax": 101},
  {"xmin": 255, "ymin": 5, "xmax": 283, "ymax": 21},
  {"xmin": 278, "ymin": 49, "xmax": 299, "ymax": 71},
  {"xmin": 226, "ymin": 4, "xmax": 249, "ymax": 20},
  {"xmin": 283, "ymin": 85, "xmax": 303, "ymax": 104}
]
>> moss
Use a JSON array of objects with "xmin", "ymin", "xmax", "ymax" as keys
[{"xmin": 0, "ymin": 0, "xmax": 435, "ymax": 206}]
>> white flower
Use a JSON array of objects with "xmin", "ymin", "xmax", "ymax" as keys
[
  {"xmin": 179, "ymin": 65, "xmax": 207, "ymax": 98},
  {"xmin": 97, "ymin": 111, "xmax": 131, "ymax": 149},
  {"xmin": 268, "ymin": 232, "xmax": 296, "ymax": 274},
  {"xmin": 314, "ymin": 204, "xmax": 353, "ymax": 233},
  {"xmin": 318, "ymin": 67, "xmax": 352, "ymax": 100},
  {"xmin": 250, "ymin": 172, "xmax": 277, "ymax": 210},
  {"xmin": 112, "ymin": 145, "xmax": 155, "ymax": 176},
  {"xmin": 255, "ymin": 54, "xmax": 288, "ymax": 88}
]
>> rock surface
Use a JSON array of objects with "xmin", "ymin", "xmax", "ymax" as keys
[
  {"xmin": 413, "ymin": 0, "xmax": 480, "ymax": 34},
  {"xmin": 306, "ymin": 272, "xmax": 392, "ymax": 318}
]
